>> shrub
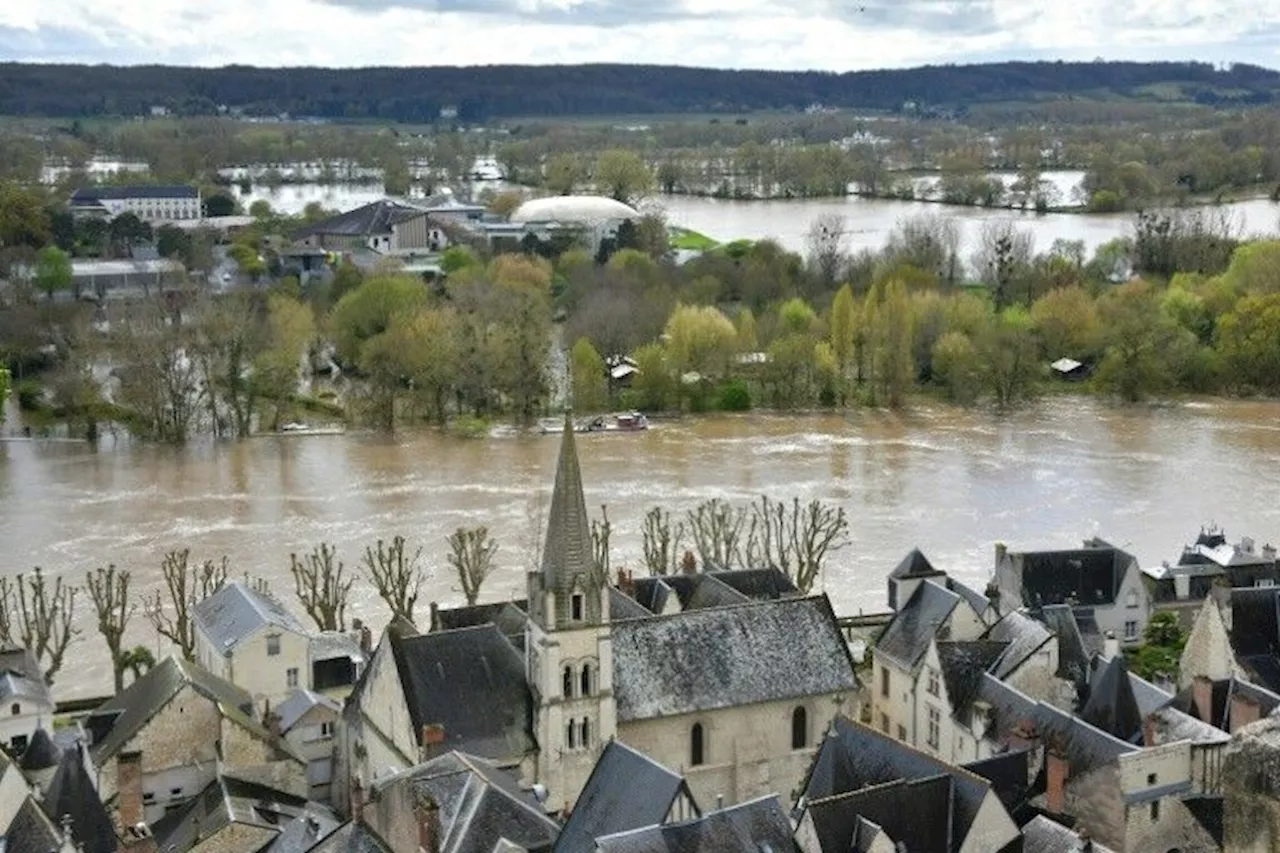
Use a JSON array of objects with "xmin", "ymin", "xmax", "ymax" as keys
[
  {"xmin": 15, "ymin": 380, "xmax": 46, "ymax": 412},
  {"xmin": 716, "ymin": 379, "xmax": 752, "ymax": 411}
]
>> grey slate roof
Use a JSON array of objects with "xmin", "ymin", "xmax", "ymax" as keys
[
  {"xmin": 40, "ymin": 744, "xmax": 116, "ymax": 853},
  {"xmin": 87, "ymin": 655, "xmax": 255, "ymax": 762},
  {"xmin": 195, "ymin": 580, "xmax": 307, "ymax": 654},
  {"xmin": 0, "ymin": 647, "xmax": 52, "ymax": 709},
  {"xmin": 310, "ymin": 631, "xmax": 365, "ymax": 664},
  {"xmin": 611, "ymin": 595, "xmax": 858, "ymax": 722},
  {"xmin": 609, "ymin": 588, "xmax": 654, "ymax": 622},
  {"xmin": 537, "ymin": 415, "xmax": 598, "ymax": 611},
  {"xmin": 937, "ymin": 641, "xmax": 1009, "ymax": 716},
  {"xmin": 275, "ymin": 689, "xmax": 341, "ymax": 735},
  {"xmin": 375, "ymin": 752, "xmax": 559, "ymax": 853},
  {"xmin": 1039, "ymin": 604, "xmax": 1091, "ymax": 686},
  {"xmin": 153, "ymin": 773, "xmax": 338, "ymax": 853},
  {"xmin": 963, "ymin": 750, "xmax": 1032, "ymax": 811},
  {"xmin": 18, "ymin": 728, "xmax": 60, "ymax": 772},
  {"xmin": 1147, "ymin": 706, "xmax": 1230, "ymax": 745},
  {"xmin": 805, "ymin": 777, "xmax": 955, "ymax": 853},
  {"xmin": 1228, "ymin": 587, "xmax": 1280, "ymax": 691},
  {"xmin": 4, "ymin": 797, "xmax": 61, "ymax": 853},
  {"xmin": 306, "ymin": 823, "xmax": 393, "ymax": 853},
  {"xmin": 594, "ymin": 795, "xmax": 794, "ymax": 853},
  {"xmin": 1080, "ymin": 656, "xmax": 1143, "ymax": 741},
  {"xmin": 292, "ymin": 199, "xmax": 428, "ymax": 239},
  {"xmin": 876, "ymin": 580, "xmax": 960, "ymax": 669},
  {"xmin": 709, "ymin": 568, "xmax": 799, "ymax": 600},
  {"xmin": 891, "ymin": 549, "xmax": 942, "ymax": 579},
  {"xmin": 946, "ymin": 577, "xmax": 991, "ymax": 617},
  {"xmin": 1012, "ymin": 546, "xmax": 1137, "ymax": 608},
  {"xmin": 387, "ymin": 624, "xmax": 535, "ymax": 761},
  {"xmin": 71, "ymin": 185, "xmax": 198, "ymax": 201},
  {"xmin": 630, "ymin": 578, "xmax": 673, "ymax": 615},
  {"xmin": 682, "ymin": 575, "xmax": 750, "ymax": 611},
  {"xmin": 555, "ymin": 740, "xmax": 696, "ymax": 853},
  {"xmin": 984, "ymin": 611, "xmax": 1052, "ymax": 679},
  {"xmin": 1021, "ymin": 815, "xmax": 1118, "ymax": 853}
]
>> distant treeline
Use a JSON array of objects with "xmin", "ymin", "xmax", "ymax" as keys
[{"xmin": 1, "ymin": 60, "xmax": 1278, "ymax": 121}]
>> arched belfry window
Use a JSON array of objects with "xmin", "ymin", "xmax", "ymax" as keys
[
  {"xmin": 581, "ymin": 662, "xmax": 594, "ymax": 697},
  {"xmin": 563, "ymin": 665, "xmax": 574, "ymax": 699},
  {"xmin": 792, "ymin": 706, "xmax": 808, "ymax": 749},
  {"xmin": 690, "ymin": 723, "xmax": 705, "ymax": 766}
]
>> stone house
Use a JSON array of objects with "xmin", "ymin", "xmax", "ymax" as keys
[
  {"xmin": 993, "ymin": 539, "xmax": 1150, "ymax": 647},
  {"xmin": 193, "ymin": 581, "xmax": 314, "ymax": 708},
  {"xmin": 274, "ymin": 688, "xmax": 343, "ymax": 802},
  {"xmin": 0, "ymin": 646, "xmax": 54, "ymax": 755},
  {"xmin": 1222, "ymin": 716, "xmax": 1280, "ymax": 853},
  {"xmin": 86, "ymin": 656, "xmax": 307, "ymax": 825}
]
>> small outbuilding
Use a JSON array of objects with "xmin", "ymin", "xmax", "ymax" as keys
[{"xmin": 1050, "ymin": 357, "xmax": 1090, "ymax": 381}]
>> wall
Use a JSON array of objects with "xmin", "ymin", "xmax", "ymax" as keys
[
  {"xmin": 956, "ymin": 789, "xmax": 1021, "ymax": 853},
  {"xmin": 1224, "ymin": 719, "xmax": 1280, "ymax": 853},
  {"xmin": 1179, "ymin": 598, "xmax": 1242, "ymax": 689},
  {"xmin": 1002, "ymin": 638, "xmax": 1076, "ymax": 712},
  {"xmin": 350, "ymin": 637, "xmax": 416, "ymax": 789},
  {"xmin": 1095, "ymin": 566, "xmax": 1151, "ymax": 648},
  {"xmin": 618, "ymin": 692, "xmax": 853, "ymax": 808},
  {"xmin": 870, "ymin": 653, "xmax": 914, "ymax": 744},
  {"xmin": 1059, "ymin": 763, "xmax": 1126, "ymax": 851},
  {"xmin": 227, "ymin": 625, "xmax": 311, "ymax": 708},
  {"xmin": 194, "ymin": 626, "xmax": 232, "ymax": 682},
  {"xmin": 1122, "ymin": 795, "xmax": 1221, "ymax": 853},
  {"xmin": 0, "ymin": 696, "xmax": 52, "ymax": 752}
]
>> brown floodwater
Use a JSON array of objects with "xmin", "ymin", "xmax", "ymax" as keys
[{"xmin": 6, "ymin": 396, "xmax": 1280, "ymax": 698}]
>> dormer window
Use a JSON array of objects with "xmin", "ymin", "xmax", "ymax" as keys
[{"xmin": 571, "ymin": 593, "xmax": 584, "ymax": 622}]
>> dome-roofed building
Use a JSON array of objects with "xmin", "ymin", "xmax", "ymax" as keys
[{"xmin": 509, "ymin": 195, "xmax": 640, "ymax": 224}]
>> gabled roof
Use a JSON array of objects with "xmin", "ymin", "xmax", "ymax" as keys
[
  {"xmin": 1011, "ymin": 545, "xmax": 1137, "ymax": 608},
  {"xmin": 1021, "ymin": 814, "xmax": 1118, "ymax": 853},
  {"xmin": 71, "ymin": 185, "xmax": 198, "ymax": 201},
  {"xmin": 891, "ymin": 548, "xmax": 943, "ymax": 579},
  {"xmin": 611, "ymin": 595, "xmax": 857, "ymax": 721},
  {"xmin": 707, "ymin": 568, "xmax": 798, "ymax": 600},
  {"xmin": 876, "ymin": 580, "xmax": 960, "ymax": 670},
  {"xmin": 1080, "ymin": 657, "xmax": 1143, "ymax": 741},
  {"xmin": 0, "ymin": 647, "xmax": 52, "ymax": 709},
  {"xmin": 609, "ymin": 587, "xmax": 653, "ymax": 621},
  {"xmin": 387, "ymin": 624, "xmax": 535, "ymax": 761},
  {"xmin": 555, "ymin": 740, "xmax": 696, "ymax": 853},
  {"xmin": 1227, "ymin": 588, "xmax": 1280, "ymax": 691},
  {"xmin": 18, "ymin": 727, "xmax": 60, "ymax": 772},
  {"xmin": 153, "ymin": 773, "xmax": 338, "ymax": 853},
  {"xmin": 88, "ymin": 655, "xmax": 255, "ymax": 762},
  {"xmin": 945, "ymin": 577, "xmax": 991, "ymax": 617},
  {"xmin": 804, "ymin": 776, "xmax": 955, "ymax": 853},
  {"xmin": 963, "ymin": 751, "xmax": 1032, "ymax": 812},
  {"xmin": 682, "ymin": 575, "xmax": 750, "ymax": 611},
  {"xmin": 194, "ymin": 581, "xmax": 307, "ymax": 654},
  {"xmin": 594, "ymin": 795, "xmax": 794, "ymax": 853},
  {"xmin": 275, "ymin": 689, "xmax": 341, "ymax": 734},
  {"xmin": 937, "ymin": 641, "xmax": 1010, "ymax": 716},
  {"xmin": 40, "ymin": 744, "xmax": 116, "ymax": 853},
  {"xmin": 1039, "ymin": 604, "xmax": 1091, "ymax": 686},
  {"xmin": 4, "ymin": 797, "xmax": 61, "ymax": 853},
  {"xmin": 375, "ymin": 751, "xmax": 559, "ymax": 853},
  {"xmin": 292, "ymin": 199, "xmax": 430, "ymax": 239},
  {"xmin": 306, "ymin": 822, "xmax": 393, "ymax": 853},
  {"xmin": 983, "ymin": 610, "xmax": 1052, "ymax": 679},
  {"xmin": 630, "ymin": 578, "xmax": 673, "ymax": 615}
]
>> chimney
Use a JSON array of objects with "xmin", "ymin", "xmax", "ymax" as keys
[
  {"xmin": 1103, "ymin": 631, "xmax": 1120, "ymax": 660},
  {"xmin": 615, "ymin": 568, "xmax": 635, "ymax": 597},
  {"xmin": 1264, "ymin": 543, "xmax": 1277, "ymax": 562},
  {"xmin": 420, "ymin": 723, "xmax": 446, "ymax": 760},
  {"xmin": 429, "ymin": 601, "xmax": 440, "ymax": 632},
  {"xmin": 1143, "ymin": 714, "xmax": 1157, "ymax": 747},
  {"xmin": 1046, "ymin": 748, "xmax": 1070, "ymax": 815},
  {"xmin": 117, "ymin": 751, "xmax": 145, "ymax": 830},
  {"xmin": 1008, "ymin": 719, "xmax": 1041, "ymax": 754},
  {"xmin": 680, "ymin": 551, "xmax": 698, "ymax": 575},
  {"xmin": 359, "ymin": 624, "xmax": 373, "ymax": 655},
  {"xmin": 1193, "ymin": 676, "xmax": 1215, "ymax": 725},
  {"xmin": 994, "ymin": 542, "xmax": 1008, "ymax": 568},
  {"xmin": 1230, "ymin": 691, "xmax": 1262, "ymax": 733},
  {"xmin": 1174, "ymin": 572, "xmax": 1190, "ymax": 601},
  {"xmin": 415, "ymin": 795, "xmax": 441, "ymax": 853}
]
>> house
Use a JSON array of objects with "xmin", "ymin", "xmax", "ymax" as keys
[
  {"xmin": 356, "ymin": 751, "xmax": 560, "ymax": 853},
  {"xmin": 993, "ymin": 539, "xmax": 1150, "ymax": 647},
  {"xmin": 86, "ymin": 655, "xmax": 307, "ymax": 825},
  {"xmin": 0, "ymin": 646, "xmax": 54, "ymax": 754},
  {"xmin": 1180, "ymin": 588, "xmax": 1280, "ymax": 694},
  {"xmin": 291, "ymin": 200, "xmax": 452, "ymax": 254},
  {"xmin": 593, "ymin": 795, "xmax": 795, "ymax": 853},
  {"xmin": 273, "ymin": 689, "xmax": 343, "ymax": 802},
  {"xmin": 1143, "ymin": 527, "xmax": 1279, "ymax": 628},
  {"xmin": 793, "ymin": 715, "xmax": 1021, "ymax": 853},
  {"xmin": 342, "ymin": 420, "xmax": 859, "ymax": 817},
  {"xmin": 69, "ymin": 186, "xmax": 202, "ymax": 223},
  {"xmin": 193, "ymin": 581, "xmax": 313, "ymax": 707}
]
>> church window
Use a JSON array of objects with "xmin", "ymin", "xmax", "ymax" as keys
[
  {"xmin": 791, "ymin": 706, "xmax": 808, "ymax": 749},
  {"xmin": 690, "ymin": 723, "xmax": 705, "ymax": 766},
  {"xmin": 581, "ymin": 662, "xmax": 593, "ymax": 697},
  {"xmin": 581, "ymin": 717, "xmax": 591, "ymax": 748},
  {"xmin": 566, "ymin": 720, "xmax": 577, "ymax": 750},
  {"xmin": 563, "ymin": 665, "xmax": 574, "ymax": 699},
  {"xmin": 571, "ymin": 592, "xmax": 585, "ymax": 622}
]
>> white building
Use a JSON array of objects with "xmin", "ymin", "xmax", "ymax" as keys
[
  {"xmin": 0, "ymin": 647, "xmax": 53, "ymax": 754},
  {"xmin": 68, "ymin": 185, "xmax": 202, "ymax": 223},
  {"xmin": 273, "ymin": 688, "xmax": 341, "ymax": 802}
]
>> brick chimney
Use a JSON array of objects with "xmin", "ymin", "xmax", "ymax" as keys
[
  {"xmin": 116, "ymin": 751, "xmax": 156, "ymax": 853},
  {"xmin": 1193, "ymin": 676, "xmax": 1215, "ymax": 725},
  {"xmin": 1008, "ymin": 719, "xmax": 1041, "ymax": 753},
  {"xmin": 429, "ymin": 601, "xmax": 440, "ymax": 632},
  {"xmin": 1045, "ymin": 748, "xmax": 1070, "ymax": 815},
  {"xmin": 994, "ymin": 542, "xmax": 1008, "ymax": 568},
  {"xmin": 360, "ymin": 624, "xmax": 373, "ymax": 655},
  {"xmin": 1143, "ymin": 713, "xmax": 1157, "ymax": 747},
  {"xmin": 420, "ymin": 724, "xmax": 446, "ymax": 761},
  {"xmin": 680, "ymin": 551, "xmax": 697, "ymax": 574},
  {"xmin": 415, "ymin": 794, "xmax": 441, "ymax": 853},
  {"xmin": 615, "ymin": 568, "xmax": 635, "ymax": 597},
  {"xmin": 1230, "ymin": 691, "xmax": 1262, "ymax": 733}
]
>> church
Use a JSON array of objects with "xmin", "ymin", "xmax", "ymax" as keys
[{"xmin": 338, "ymin": 419, "xmax": 861, "ymax": 814}]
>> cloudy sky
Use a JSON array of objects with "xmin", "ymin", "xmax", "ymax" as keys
[{"xmin": 3, "ymin": 0, "xmax": 1279, "ymax": 70}]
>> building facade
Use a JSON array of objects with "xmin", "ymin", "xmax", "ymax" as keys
[{"xmin": 69, "ymin": 186, "xmax": 202, "ymax": 222}]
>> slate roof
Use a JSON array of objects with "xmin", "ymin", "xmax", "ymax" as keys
[
  {"xmin": 275, "ymin": 689, "xmax": 341, "ymax": 734},
  {"xmin": 631, "ymin": 578, "xmax": 674, "ymax": 615},
  {"xmin": 375, "ymin": 751, "xmax": 559, "ymax": 853},
  {"xmin": 875, "ymin": 580, "xmax": 960, "ymax": 670},
  {"xmin": 307, "ymin": 823, "xmax": 393, "ymax": 853},
  {"xmin": 594, "ymin": 795, "xmax": 794, "ymax": 853},
  {"xmin": 1021, "ymin": 815, "xmax": 1119, "ymax": 853},
  {"xmin": 1147, "ymin": 706, "xmax": 1230, "ymax": 745},
  {"xmin": 555, "ymin": 740, "xmax": 696, "ymax": 853},
  {"xmin": 540, "ymin": 415, "xmax": 597, "ymax": 597},
  {"xmin": 946, "ymin": 577, "xmax": 991, "ymax": 617},
  {"xmin": 0, "ymin": 647, "xmax": 52, "ymax": 709},
  {"xmin": 611, "ymin": 595, "xmax": 858, "ymax": 722},
  {"xmin": 1183, "ymin": 795, "xmax": 1225, "ymax": 849},
  {"xmin": 963, "ymin": 751, "xmax": 1032, "ymax": 812},
  {"xmin": 292, "ymin": 199, "xmax": 430, "ymax": 239},
  {"xmin": 891, "ymin": 549, "xmax": 943, "ymax": 579},
  {"xmin": 682, "ymin": 575, "xmax": 750, "ymax": 611},
  {"xmin": 1080, "ymin": 657, "xmax": 1143, "ymax": 741},
  {"xmin": 1228, "ymin": 587, "xmax": 1280, "ymax": 690},
  {"xmin": 71, "ymin": 185, "xmax": 198, "ymax": 201},
  {"xmin": 1039, "ymin": 604, "xmax": 1091, "ymax": 687},
  {"xmin": 1012, "ymin": 546, "xmax": 1137, "ymax": 608},
  {"xmin": 87, "ymin": 655, "xmax": 256, "ymax": 762},
  {"xmin": 40, "ymin": 744, "xmax": 116, "ymax": 853},
  {"xmin": 983, "ymin": 610, "xmax": 1052, "ymax": 679},
  {"xmin": 310, "ymin": 631, "xmax": 365, "ymax": 664},
  {"xmin": 804, "ymin": 777, "xmax": 956, "ymax": 853},
  {"xmin": 194, "ymin": 581, "xmax": 308, "ymax": 654},
  {"xmin": 18, "ymin": 728, "xmax": 60, "ymax": 772},
  {"xmin": 153, "ymin": 773, "xmax": 338, "ymax": 853},
  {"xmin": 1124, "ymin": 669, "xmax": 1174, "ymax": 719},
  {"xmin": 800, "ymin": 716, "xmax": 998, "ymax": 853},
  {"xmin": 4, "ymin": 797, "xmax": 61, "ymax": 853},
  {"xmin": 609, "ymin": 587, "xmax": 654, "ymax": 622},
  {"xmin": 708, "ymin": 568, "xmax": 798, "ymax": 600},
  {"xmin": 937, "ymin": 641, "xmax": 1010, "ymax": 716},
  {"xmin": 387, "ymin": 624, "xmax": 535, "ymax": 761}
]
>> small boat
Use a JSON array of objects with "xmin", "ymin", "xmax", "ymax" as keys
[
  {"xmin": 539, "ymin": 412, "xmax": 649, "ymax": 435},
  {"xmin": 259, "ymin": 422, "xmax": 346, "ymax": 437}
]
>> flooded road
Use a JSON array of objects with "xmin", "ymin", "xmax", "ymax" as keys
[{"xmin": 6, "ymin": 397, "xmax": 1280, "ymax": 697}]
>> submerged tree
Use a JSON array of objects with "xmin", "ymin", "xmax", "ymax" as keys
[
  {"xmin": 641, "ymin": 507, "xmax": 686, "ymax": 576},
  {"xmin": 290, "ymin": 544, "xmax": 352, "ymax": 631},
  {"xmin": 363, "ymin": 535, "xmax": 424, "ymax": 625},
  {"xmin": 448, "ymin": 526, "xmax": 499, "ymax": 606},
  {"xmin": 147, "ymin": 550, "xmax": 228, "ymax": 660},
  {"xmin": 85, "ymin": 564, "xmax": 134, "ymax": 692},
  {"xmin": 0, "ymin": 569, "xmax": 79, "ymax": 684}
]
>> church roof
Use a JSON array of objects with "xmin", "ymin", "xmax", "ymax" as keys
[
  {"xmin": 541, "ymin": 414, "xmax": 597, "ymax": 592},
  {"xmin": 611, "ymin": 595, "xmax": 857, "ymax": 721}
]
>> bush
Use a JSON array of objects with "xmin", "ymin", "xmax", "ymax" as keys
[
  {"xmin": 716, "ymin": 379, "xmax": 752, "ymax": 411},
  {"xmin": 15, "ymin": 380, "xmax": 46, "ymax": 412},
  {"xmin": 1088, "ymin": 190, "xmax": 1125, "ymax": 213},
  {"xmin": 450, "ymin": 414, "xmax": 491, "ymax": 439}
]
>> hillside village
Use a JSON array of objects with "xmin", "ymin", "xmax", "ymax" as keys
[{"xmin": 5, "ymin": 423, "xmax": 1280, "ymax": 852}]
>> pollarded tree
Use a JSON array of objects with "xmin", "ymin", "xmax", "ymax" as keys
[
  {"xmin": 146, "ymin": 550, "xmax": 228, "ymax": 660},
  {"xmin": 85, "ymin": 564, "xmax": 134, "ymax": 692},
  {"xmin": 641, "ymin": 507, "xmax": 686, "ymax": 576},
  {"xmin": 744, "ymin": 496, "xmax": 850, "ymax": 594},
  {"xmin": 0, "ymin": 568, "xmax": 79, "ymax": 685},
  {"xmin": 686, "ymin": 499, "xmax": 748, "ymax": 571},
  {"xmin": 448, "ymin": 526, "xmax": 498, "ymax": 606},
  {"xmin": 363, "ymin": 535, "xmax": 424, "ymax": 625},
  {"xmin": 290, "ymin": 544, "xmax": 352, "ymax": 631}
]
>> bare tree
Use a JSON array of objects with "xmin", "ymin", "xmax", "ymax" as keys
[
  {"xmin": 85, "ymin": 564, "xmax": 134, "ymax": 692},
  {"xmin": 970, "ymin": 221, "xmax": 1034, "ymax": 309},
  {"xmin": 3, "ymin": 568, "xmax": 79, "ymax": 684},
  {"xmin": 448, "ymin": 526, "xmax": 499, "ymax": 606},
  {"xmin": 641, "ymin": 507, "xmax": 686, "ymax": 576},
  {"xmin": 806, "ymin": 213, "xmax": 849, "ymax": 291},
  {"xmin": 591, "ymin": 505, "xmax": 612, "ymax": 583},
  {"xmin": 147, "ymin": 549, "xmax": 228, "ymax": 660},
  {"xmin": 290, "ymin": 544, "xmax": 352, "ymax": 631},
  {"xmin": 686, "ymin": 499, "xmax": 747, "ymax": 571},
  {"xmin": 744, "ymin": 496, "xmax": 849, "ymax": 594},
  {"xmin": 363, "ymin": 535, "xmax": 424, "ymax": 624}
]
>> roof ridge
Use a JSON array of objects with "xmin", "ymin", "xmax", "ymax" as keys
[{"xmin": 614, "ymin": 590, "xmax": 831, "ymax": 625}]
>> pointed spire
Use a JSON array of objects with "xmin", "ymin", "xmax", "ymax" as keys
[{"xmin": 541, "ymin": 410, "xmax": 594, "ymax": 590}]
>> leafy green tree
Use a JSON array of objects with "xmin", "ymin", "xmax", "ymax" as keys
[
  {"xmin": 1094, "ymin": 280, "xmax": 1189, "ymax": 402},
  {"xmin": 204, "ymin": 192, "xmax": 238, "ymax": 217},
  {"xmin": 631, "ymin": 343, "xmax": 674, "ymax": 412},
  {"xmin": 545, "ymin": 153, "xmax": 583, "ymax": 195},
  {"xmin": 594, "ymin": 149, "xmax": 652, "ymax": 204},
  {"xmin": 1215, "ymin": 293, "xmax": 1280, "ymax": 393},
  {"xmin": 34, "ymin": 246, "xmax": 73, "ymax": 300},
  {"xmin": 1221, "ymin": 240, "xmax": 1280, "ymax": 294},
  {"xmin": 829, "ymin": 284, "xmax": 856, "ymax": 400},
  {"xmin": 0, "ymin": 181, "xmax": 51, "ymax": 249},
  {"xmin": 0, "ymin": 365, "xmax": 10, "ymax": 421},
  {"xmin": 869, "ymin": 280, "xmax": 914, "ymax": 408},
  {"xmin": 328, "ymin": 273, "xmax": 428, "ymax": 364},
  {"xmin": 1030, "ymin": 286, "xmax": 1101, "ymax": 361},
  {"xmin": 254, "ymin": 293, "xmax": 316, "ymax": 429},
  {"xmin": 978, "ymin": 307, "xmax": 1040, "ymax": 409},
  {"xmin": 570, "ymin": 337, "xmax": 608, "ymax": 413},
  {"xmin": 1128, "ymin": 611, "xmax": 1186, "ymax": 682},
  {"xmin": 155, "ymin": 225, "xmax": 191, "ymax": 260},
  {"xmin": 932, "ymin": 332, "xmax": 983, "ymax": 404},
  {"xmin": 441, "ymin": 246, "xmax": 480, "ymax": 275},
  {"xmin": 664, "ymin": 303, "xmax": 737, "ymax": 384}
]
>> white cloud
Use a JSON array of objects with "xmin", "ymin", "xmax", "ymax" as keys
[{"xmin": 1, "ymin": 0, "xmax": 1278, "ymax": 68}]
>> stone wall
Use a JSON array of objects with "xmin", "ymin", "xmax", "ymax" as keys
[{"xmin": 1225, "ymin": 717, "xmax": 1280, "ymax": 853}]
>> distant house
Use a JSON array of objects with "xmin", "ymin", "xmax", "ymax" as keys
[
  {"xmin": 0, "ymin": 646, "xmax": 53, "ymax": 754},
  {"xmin": 69, "ymin": 186, "xmax": 201, "ymax": 223},
  {"xmin": 993, "ymin": 539, "xmax": 1150, "ymax": 647},
  {"xmin": 273, "ymin": 688, "xmax": 342, "ymax": 802},
  {"xmin": 1144, "ymin": 527, "xmax": 1280, "ymax": 628},
  {"xmin": 291, "ymin": 199, "xmax": 451, "ymax": 255}
]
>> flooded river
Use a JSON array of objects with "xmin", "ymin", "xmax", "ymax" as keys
[{"xmin": 7, "ymin": 398, "xmax": 1280, "ymax": 698}]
